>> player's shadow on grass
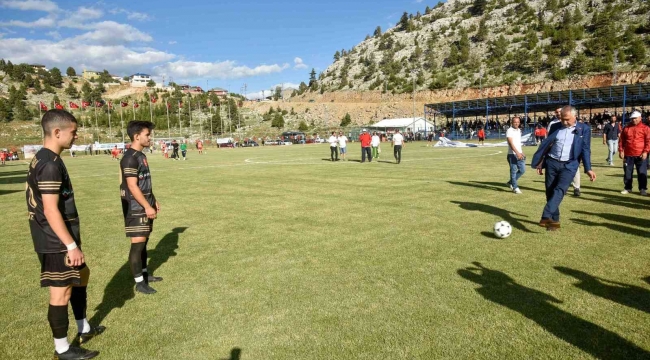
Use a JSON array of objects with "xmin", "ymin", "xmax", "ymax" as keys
[
  {"xmin": 555, "ymin": 267, "xmax": 650, "ymax": 314},
  {"xmin": 573, "ymin": 210, "xmax": 647, "ymax": 229},
  {"xmin": 458, "ymin": 262, "xmax": 650, "ymax": 360},
  {"xmin": 90, "ymin": 227, "xmax": 187, "ymax": 326},
  {"xmin": 448, "ymin": 181, "xmax": 545, "ymax": 194},
  {"xmin": 574, "ymin": 191, "xmax": 650, "ymax": 211},
  {"xmin": 0, "ymin": 170, "xmax": 26, "ymax": 177},
  {"xmin": 570, "ymin": 218, "xmax": 647, "ymax": 238},
  {"xmin": 0, "ymin": 174, "xmax": 28, "ymax": 184},
  {"xmin": 219, "ymin": 348, "xmax": 241, "ymax": 360},
  {"xmin": 451, "ymin": 201, "xmax": 537, "ymax": 233},
  {"xmin": 0, "ymin": 189, "xmax": 22, "ymax": 196}
]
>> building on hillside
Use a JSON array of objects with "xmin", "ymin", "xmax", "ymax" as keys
[
  {"xmin": 178, "ymin": 84, "xmax": 190, "ymax": 91},
  {"xmin": 369, "ymin": 117, "xmax": 436, "ymax": 134},
  {"xmin": 82, "ymin": 70, "xmax": 101, "ymax": 80},
  {"xmin": 30, "ymin": 64, "xmax": 48, "ymax": 72},
  {"xmin": 208, "ymin": 87, "xmax": 228, "ymax": 97},
  {"xmin": 129, "ymin": 73, "xmax": 151, "ymax": 87},
  {"xmin": 111, "ymin": 75, "xmax": 124, "ymax": 82},
  {"xmin": 180, "ymin": 85, "xmax": 205, "ymax": 94}
]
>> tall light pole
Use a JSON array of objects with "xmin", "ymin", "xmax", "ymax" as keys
[{"xmin": 411, "ymin": 69, "xmax": 417, "ymax": 134}]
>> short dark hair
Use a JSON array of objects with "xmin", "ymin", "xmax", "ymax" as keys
[
  {"xmin": 127, "ymin": 120, "xmax": 155, "ymax": 141},
  {"xmin": 41, "ymin": 109, "xmax": 77, "ymax": 136}
]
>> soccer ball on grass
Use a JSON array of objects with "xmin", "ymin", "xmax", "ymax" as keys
[{"xmin": 493, "ymin": 221, "xmax": 512, "ymax": 239}]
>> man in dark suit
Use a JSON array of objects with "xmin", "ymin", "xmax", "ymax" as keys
[{"xmin": 531, "ymin": 106, "xmax": 597, "ymax": 230}]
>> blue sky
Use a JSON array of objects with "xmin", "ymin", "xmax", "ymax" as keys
[{"xmin": 0, "ymin": 0, "xmax": 443, "ymax": 98}]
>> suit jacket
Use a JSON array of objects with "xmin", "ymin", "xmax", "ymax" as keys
[{"xmin": 531, "ymin": 122, "xmax": 592, "ymax": 173}]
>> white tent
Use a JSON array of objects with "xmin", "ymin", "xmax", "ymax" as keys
[{"xmin": 369, "ymin": 117, "xmax": 435, "ymax": 132}]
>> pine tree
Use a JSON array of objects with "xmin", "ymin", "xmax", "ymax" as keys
[
  {"xmin": 474, "ymin": 17, "xmax": 488, "ymax": 42},
  {"xmin": 309, "ymin": 68, "xmax": 317, "ymax": 89},
  {"xmin": 66, "ymin": 67, "xmax": 76, "ymax": 77},
  {"xmin": 425, "ymin": 6, "xmax": 432, "ymax": 15},
  {"xmin": 628, "ymin": 38, "xmax": 647, "ymax": 65},
  {"xmin": 0, "ymin": 59, "xmax": 5, "ymax": 71},
  {"xmin": 43, "ymin": 82, "xmax": 55, "ymax": 94},
  {"xmin": 298, "ymin": 120, "xmax": 308, "ymax": 131},
  {"xmin": 33, "ymin": 78, "xmax": 42, "ymax": 94},
  {"xmin": 81, "ymin": 82, "xmax": 93, "ymax": 102},
  {"xmin": 271, "ymin": 112, "xmax": 284, "ymax": 128},
  {"xmin": 374, "ymin": 26, "xmax": 382, "ymax": 37},
  {"xmin": 398, "ymin": 12, "xmax": 409, "ymax": 31},
  {"xmin": 334, "ymin": 51, "xmax": 341, "ymax": 61},
  {"xmin": 525, "ymin": 29, "xmax": 539, "ymax": 50},
  {"xmin": 569, "ymin": 53, "xmax": 589, "ymax": 75},
  {"xmin": 49, "ymin": 67, "xmax": 63, "ymax": 87},
  {"xmin": 546, "ymin": 0, "xmax": 558, "ymax": 11},
  {"xmin": 470, "ymin": 0, "xmax": 488, "ymax": 16},
  {"xmin": 340, "ymin": 113, "xmax": 351, "ymax": 127},
  {"xmin": 572, "ymin": 6, "xmax": 584, "ymax": 23},
  {"xmin": 65, "ymin": 82, "xmax": 79, "ymax": 97}
]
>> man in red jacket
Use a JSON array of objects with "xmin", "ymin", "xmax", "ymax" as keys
[
  {"xmin": 619, "ymin": 111, "xmax": 650, "ymax": 195},
  {"xmin": 359, "ymin": 129, "xmax": 372, "ymax": 163}
]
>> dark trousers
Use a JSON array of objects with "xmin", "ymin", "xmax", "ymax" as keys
[
  {"xmin": 623, "ymin": 156, "xmax": 648, "ymax": 191},
  {"xmin": 394, "ymin": 145, "xmax": 402, "ymax": 163},
  {"xmin": 542, "ymin": 157, "xmax": 578, "ymax": 222},
  {"xmin": 330, "ymin": 146, "xmax": 338, "ymax": 161},
  {"xmin": 172, "ymin": 149, "xmax": 179, "ymax": 158},
  {"xmin": 361, "ymin": 147, "xmax": 371, "ymax": 162}
]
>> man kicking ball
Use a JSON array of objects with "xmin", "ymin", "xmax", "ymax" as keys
[{"xmin": 120, "ymin": 120, "xmax": 162, "ymax": 294}]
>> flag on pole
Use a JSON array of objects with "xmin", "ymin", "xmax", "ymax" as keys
[
  {"xmin": 108, "ymin": 101, "xmax": 113, "ymax": 109},
  {"xmin": 95, "ymin": 101, "xmax": 103, "ymax": 107},
  {"xmin": 133, "ymin": 102, "xmax": 140, "ymax": 108},
  {"xmin": 39, "ymin": 102, "xmax": 48, "ymax": 111},
  {"xmin": 69, "ymin": 102, "xmax": 79, "ymax": 109},
  {"xmin": 82, "ymin": 101, "xmax": 91, "ymax": 108},
  {"xmin": 166, "ymin": 102, "xmax": 171, "ymax": 109},
  {"xmin": 55, "ymin": 103, "xmax": 64, "ymax": 110},
  {"xmin": 150, "ymin": 96, "xmax": 157, "ymax": 103},
  {"xmin": 178, "ymin": 101, "xmax": 183, "ymax": 108},
  {"xmin": 121, "ymin": 101, "xmax": 129, "ymax": 107}
]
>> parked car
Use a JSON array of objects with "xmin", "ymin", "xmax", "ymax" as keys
[
  {"xmin": 218, "ymin": 142, "xmax": 235, "ymax": 148},
  {"xmin": 239, "ymin": 140, "xmax": 259, "ymax": 147}
]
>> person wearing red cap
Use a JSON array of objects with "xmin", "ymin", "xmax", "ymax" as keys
[{"xmin": 619, "ymin": 111, "xmax": 650, "ymax": 195}]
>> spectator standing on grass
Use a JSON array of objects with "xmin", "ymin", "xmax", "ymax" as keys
[
  {"xmin": 359, "ymin": 129, "xmax": 372, "ymax": 163},
  {"xmin": 427, "ymin": 132, "xmax": 434, "ymax": 146},
  {"xmin": 328, "ymin": 132, "xmax": 338, "ymax": 162},
  {"xmin": 392, "ymin": 129, "xmax": 405, "ymax": 164},
  {"xmin": 0, "ymin": 150, "xmax": 6, "ymax": 166},
  {"xmin": 338, "ymin": 131, "xmax": 348, "ymax": 161},
  {"xmin": 180, "ymin": 141, "xmax": 187, "ymax": 161},
  {"xmin": 197, "ymin": 140, "xmax": 204, "ymax": 155},
  {"xmin": 531, "ymin": 106, "xmax": 596, "ymax": 231},
  {"xmin": 171, "ymin": 140, "xmax": 180, "ymax": 160},
  {"xmin": 371, "ymin": 131, "xmax": 381, "ymax": 160},
  {"xmin": 618, "ymin": 111, "xmax": 650, "ymax": 195},
  {"xmin": 603, "ymin": 115, "xmax": 621, "ymax": 166},
  {"xmin": 506, "ymin": 117, "xmax": 526, "ymax": 195},
  {"xmin": 477, "ymin": 127, "xmax": 485, "ymax": 146}
]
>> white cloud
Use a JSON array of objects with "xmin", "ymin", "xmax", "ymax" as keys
[
  {"xmin": 293, "ymin": 57, "xmax": 307, "ymax": 69},
  {"xmin": 46, "ymin": 30, "xmax": 60, "ymax": 39},
  {"xmin": 154, "ymin": 60, "xmax": 290, "ymax": 80},
  {"xmin": 0, "ymin": 0, "xmax": 59, "ymax": 12},
  {"xmin": 168, "ymin": 40, "xmax": 177, "ymax": 45},
  {"xmin": 110, "ymin": 8, "xmax": 152, "ymax": 21},
  {"xmin": 73, "ymin": 21, "xmax": 152, "ymax": 45},
  {"xmin": 127, "ymin": 12, "xmax": 151, "ymax": 21},
  {"xmin": 0, "ymin": 16, "xmax": 56, "ymax": 27},
  {"xmin": 57, "ymin": 6, "xmax": 104, "ymax": 29},
  {"xmin": 0, "ymin": 36, "xmax": 174, "ymax": 74}
]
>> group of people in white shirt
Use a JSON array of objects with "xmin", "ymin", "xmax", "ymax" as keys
[{"xmin": 328, "ymin": 129, "xmax": 405, "ymax": 164}]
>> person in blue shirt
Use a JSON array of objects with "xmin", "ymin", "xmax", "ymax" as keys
[{"xmin": 531, "ymin": 106, "xmax": 597, "ymax": 231}]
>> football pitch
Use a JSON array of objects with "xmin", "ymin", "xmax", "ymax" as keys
[{"xmin": 1, "ymin": 142, "xmax": 649, "ymax": 359}]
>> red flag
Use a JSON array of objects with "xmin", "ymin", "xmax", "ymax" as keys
[
  {"xmin": 166, "ymin": 102, "xmax": 171, "ymax": 109},
  {"xmin": 82, "ymin": 101, "xmax": 90, "ymax": 108},
  {"xmin": 133, "ymin": 102, "xmax": 140, "ymax": 108},
  {"xmin": 178, "ymin": 101, "xmax": 183, "ymax": 108},
  {"xmin": 69, "ymin": 102, "xmax": 79, "ymax": 109},
  {"xmin": 39, "ymin": 102, "xmax": 48, "ymax": 111},
  {"xmin": 95, "ymin": 101, "xmax": 103, "ymax": 107},
  {"xmin": 55, "ymin": 103, "xmax": 64, "ymax": 110},
  {"xmin": 150, "ymin": 96, "xmax": 157, "ymax": 103},
  {"xmin": 121, "ymin": 101, "xmax": 128, "ymax": 107}
]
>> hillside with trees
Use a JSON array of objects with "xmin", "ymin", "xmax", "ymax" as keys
[{"xmin": 317, "ymin": 0, "xmax": 650, "ymax": 94}]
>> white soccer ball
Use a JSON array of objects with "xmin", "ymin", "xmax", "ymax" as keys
[{"xmin": 493, "ymin": 221, "xmax": 512, "ymax": 239}]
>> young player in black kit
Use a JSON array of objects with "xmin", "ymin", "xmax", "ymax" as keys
[
  {"xmin": 120, "ymin": 121, "xmax": 162, "ymax": 294},
  {"xmin": 26, "ymin": 110, "xmax": 104, "ymax": 359}
]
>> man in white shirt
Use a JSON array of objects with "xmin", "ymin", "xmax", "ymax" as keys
[
  {"xmin": 371, "ymin": 131, "xmax": 381, "ymax": 160},
  {"xmin": 392, "ymin": 129, "xmax": 405, "ymax": 164},
  {"xmin": 338, "ymin": 131, "xmax": 348, "ymax": 161},
  {"xmin": 328, "ymin": 132, "xmax": 338, "ymax": 161},
  {"xmin": 506, "ymin": 116, "xmax": 526, "ymax": 194}
]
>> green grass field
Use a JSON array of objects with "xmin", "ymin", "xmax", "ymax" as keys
[{"xmin": 1, "ymin": 142, "xmax": 649, "ymax": 359}]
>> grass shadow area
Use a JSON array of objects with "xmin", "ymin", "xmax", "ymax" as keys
[
  {"xmin": 0, "ymin": 189, "xmax": 22, "ymax": 196},
  {"xmin": 555, "ymin": 266, "xmax": 650, "ymax": 314},
  {"xmin": 570, "ymin": 218, "xmax": 648, "ymax": 238},
  {"xmin": 219, "ymin": 348, "xmax": 241, "ymax": 360},
  {"xmin": 458, "ymin": 262, "xmax": 650, "ymax": 359},
  {"xmin": 90, "ymin": 227, "xmax": 186, "ymax": 326},
  {"xmin": 451, "ymin": 201, "xmax": 538, "ymax": 233}
]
